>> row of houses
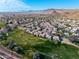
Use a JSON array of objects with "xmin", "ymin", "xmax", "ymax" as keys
[{"xmin": 1, "ymin": 15, "xmax": 79, "ymax": 43}]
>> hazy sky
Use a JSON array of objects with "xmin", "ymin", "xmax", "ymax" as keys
[{"xmin": 0, "ymin": 0, "xmax": 79, "ymax": 12}]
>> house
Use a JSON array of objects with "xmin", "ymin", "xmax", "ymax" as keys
[{"xmin": 69, "ymin": 35, "xmax": 79, "ymax": 42}]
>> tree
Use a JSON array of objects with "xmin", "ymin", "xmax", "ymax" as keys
[
  {"xmin": 7, "ymin": 40, "xmax": 16, "ymax": 49},
  {"xmin": 13, "ymin": 46, "xmax": 25, "ymax": 54}
]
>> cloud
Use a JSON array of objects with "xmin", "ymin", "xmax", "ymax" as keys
[{"xmin": 0, "ymin": 0, "xmax": 30, "ymax": 12}]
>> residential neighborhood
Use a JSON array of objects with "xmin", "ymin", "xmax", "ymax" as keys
[{"xmin": 0, "ymin": 12, "xmax": 79, "ymax": 59}]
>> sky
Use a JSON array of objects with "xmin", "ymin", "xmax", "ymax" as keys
[{"xmin": 0, "ymin": 0, "xmax": 79, "ymax": 12}]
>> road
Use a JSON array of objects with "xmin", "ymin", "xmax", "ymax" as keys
[
  {"xmin": 0, "ymin": 46, "xmax": 23, "ymax": 59},
  {"xmin": 62, "ymin": 39, "xmax": 79, "ymax": 48}
]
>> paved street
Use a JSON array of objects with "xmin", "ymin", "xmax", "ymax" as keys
[{"xmin": 0, "ymin": 46, "xmax": 23, "ymax": 59}]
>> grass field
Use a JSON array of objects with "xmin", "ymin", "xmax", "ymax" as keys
[
  {"xmin": 0, "ymin": 22, "xmax": 6, "ymax": 28},
  {"xmin": 0, "ymin": 28, "xmax": 79, "ymax": 59}
]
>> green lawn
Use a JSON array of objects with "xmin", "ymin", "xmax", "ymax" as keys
[
  {"xmin": 0, "ymin": 22, "xmax": 6, "ymax": 28},
  {"xmin": 1, "ymin": 28, "xmax": 79, "ymax": 59}
]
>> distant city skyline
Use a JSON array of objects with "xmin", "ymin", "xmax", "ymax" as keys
[{"xmin": 0, "ymin": 0, "xmax": 79, "ymax": 12}]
